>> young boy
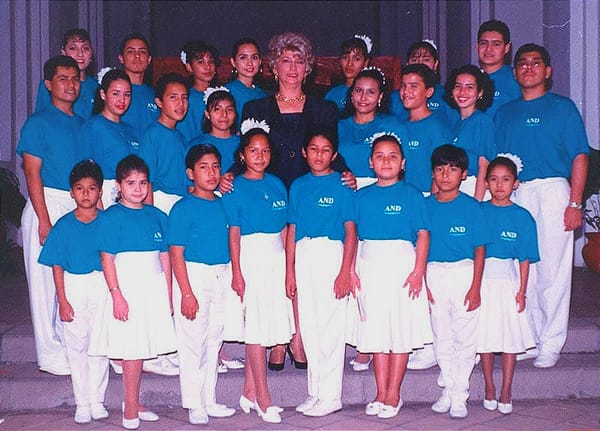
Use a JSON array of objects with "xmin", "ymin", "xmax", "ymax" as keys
[
  {"xmin": 168, "ymin": 144, "xmax": 236, "ymax": 425},
  {"xmin": 286, "ymin": 127, "xmax": 357, "ymax": 417},
  {"xmin": 38, "ymin": 160, "xmax": 109, "ymax": 424},
  {"xmin": 425, "ymin": 144, "xmax": 488, "ymax": 418}
]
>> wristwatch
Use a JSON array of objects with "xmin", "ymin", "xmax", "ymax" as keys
[{"xmin": 568, "ymin": 201, "xmax": 583, "ymax": 210}]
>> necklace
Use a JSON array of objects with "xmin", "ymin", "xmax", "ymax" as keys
[{"xmin": 275, "ymin": 92, "xmax": 306, "ymax": 103}]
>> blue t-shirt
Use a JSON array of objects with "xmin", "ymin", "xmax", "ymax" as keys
[
  {"xmin": 168, "ymin": 194, "xmax": 230, "ymax": 265},
  {"xmin": 403, "ymin": 113, "xmax": 453, "ymax": 193},
  {"xmin": 356, "ymin": 181, "xmax": 429, "ymax": 242},
  {"xmin": 389, "ymin": 91, "xmax": 410, "ymax": 122},
  {"xmin": 17, "ymin": 105, "xmax": 85, "ymax": 191},
  {"xmin": 425, "ymin": 192, "xmax": 489, "ymax": 262},
  {"xmin": 495, "ymin": 92, "xmax": 590, "ymax": 181},
  {"xmin": 221, "ymin": 173, "xmax": 288, "ymax": 235},
  {"xmin": 324, "ymin": 84, "xmax": 350, "ymax": 112},
  {"xmin": 38, "ymin": 210, "xmax": 104, "ymax": 274},
  {"xmin": 451, "ymin": 110, "xmax": 496, "ymax": 176},
  {"xmin": 121, "ymin": 83, "xmax": 159, "ymax": 139},
  {"xmin": 139, "ymin": 122, "xmax": 190, "ymax": 196},
  {"xmin": 480, "ymin": 202, "xmax": 540, "ymax": 262},
  {"xmin": 80, "ymin": 115, "xmax": 139, "ymax": 180},
  {"xmin": 35, "ymin": 76, "xmax": 98, "ymax": 120},
  {"xmin": 177, "ymin": 87, "xmax": 205, "ymax": 144},
  {"xmin": 389, "ymin": 84, "xmax": 458, "ymax": 124},
  {"xmin": 225, "ymin": 79, "xmax": 267, "ymax": 129},
  {"xmin": 100, "ymin": 203, "xmax": 168, "ymax": 254},
  {"xmin": 187, "ymin": 133, "xmax": 239, "ymax": 173},
  {"xmin": 485, "ymin": 65, "xmax": 521, "ymax": 119},
  {"xmin": 338, "ymin": 114, "xmax": 408, "ymax": 178},
  {"xmin": 288, "ymin": 171, "xmax": 356, "ymax": 242}
]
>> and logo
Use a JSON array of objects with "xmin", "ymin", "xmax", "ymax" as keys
[
  {"xmin": 494, "ymin": 90, "xmax": 501, "ymax": 97},
  {"xmin": 147, "ymin": 102, "xmax": 158, "ymax": 112},
  {"xmin": 407, "ymin": 140, "xmax": 420, "ymax": 149},
  {"xmin": 500, "ymin": 230, "xmax": 517, "ymax": 241},
  {"xmin": 153, "ymin": 231, "xmax": 163, "ymax": 242},
  {"xmin": 449, "ymin": 225, "xmax": 466, "ymax": 236},
  {"xmin": 525, "ymin": 117, "xmax": 541, "ymax": 126},
  {"xmin": 318, "ymin": 196, "xmax": 334, "ymax": 208},
  {"xmin": 384, "ymin": 204, "xmax": 402, "ymax": 215},
  {"xmin": 130, "ymin": 140, "xmax": 140, "ymax": 149},
  {"xmin": 428, "ymin": 101, "xmax": 440, "ymax": 109},
  {"xmin": 272, "ymin": 200, "xmax": 286, "ymax": 210}
]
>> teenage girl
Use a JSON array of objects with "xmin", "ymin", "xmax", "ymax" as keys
[
  {"xmin": 445, "ymin": 65, "xmax": 496, "ymax": 201},
  {"xmin": 81, "ymin": 68, "xmax": 139, "ymax": 208},
  {"xmin": 355, "ymin": 134, "xmax": 432, "ymax": 419},
  {"xmin": 177, "ymin": 40, "xmax": 219, "ymax": 143},
  {"xmin": 90, "ymin": 155, "xmax": 176, "ymax": 429},
  {"xmin": 36, "ymin": 28, "xmax": 98, "ymax": 119},
  {"xmin": 221, "ymin": 120, "xmax": 294, "ymax": 424},
  {"xmin": 325, "ymin": 35, "xmax": 371, "ymax": 112},
  {"xmin": 478, "ymin": 156, "xmax": 538, "ymax": 415},
  {"xmin": 225, "ymin": 38, "xmax": 266, "ymax": 129}
]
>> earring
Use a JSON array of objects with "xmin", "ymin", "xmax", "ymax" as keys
[
  {"xmin": 232, "ymin": 68, "xmax": 238, "ymax": 75},
  {"xmin": 274, "ymin": 73, "xmax": 279, "ymax": 82},
  {"xmin": 303, "ymin": 76, "xmax": 306, "ymax": 85},
  {"xmin": 378, "ymin": 99, "xmax": 382, "ymax": 107}
]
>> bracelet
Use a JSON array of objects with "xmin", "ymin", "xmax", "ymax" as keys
[
  {"xmin": 109, "ymin": 286, "xmax": 120, "ymax": 293},
  {"xmin": 568, "ymin": 201, "xmax": 582, "ymax": 210}
]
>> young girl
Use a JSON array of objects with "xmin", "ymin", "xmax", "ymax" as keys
[
  {"xmin": 355, "ymin": 134, "xmax": 431, "ymax": 419},
  {"xmin": 177, "ymin": 40, "xmax": 219, "ymax": 143},
  {"xmin": 36, "ymin": 28, "xmax": 98, "ymax": 119},
  {"xmin": 445, "ymin": 65, "xmax": 496, "ymax": 201},
  {"xmin": 90, "ymin": 155, "xmax": 176, "ymax": 429},
  {"xmin": 225, "ymin": 38, "xmax": 266, "ymax": 129},
  {"xmin": 478, "ymin": 156, "xmax": 539, "ymax": 415},
  {"xmin": 81, "ymin": 68, "xmax": 139, "ymax": 208},
  {"xmin": 325, "ymin": 34, "xmax": 372, "ymax": 112},
  {"xmin": 286, "ymin": 127, "xmax": 357, "ymax": 417},
  {"xmin": 221, "ymin": 120, "xmax": 293, "ymax": 424}
]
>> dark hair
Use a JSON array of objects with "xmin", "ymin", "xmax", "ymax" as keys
[
  {"xmin": 182, "ymin": 39, "xmax": 220, "ymax": 81},
  {"xmin": 230, "ymin": 128, "xmax": 271, "ymax": 176},
  {"xmin": 445, "ymin": 65, "xmax": 494, "ymax": 111},
  {"xmin": 340, "ymin": 36, "xmax": 370, "ymax": 59},
  {"xmin": 93, "ymin": 69, "xmax": 131, "ymax": 114},
  {"xmin": 119, "ymin": 33, "xmax": 151, "ymax": 55},
  {"xmin": 370, "ymin": 134, "xmax": 405, "ymax": 180},
  {"xmin": 201, "ymin": 90, "xmax": 238, "ymax": 134},
  {"xmin": 401, "ymin": 63, "xmax": 436, "ymax": 89},
  {"xmin": 514, "ymin": 43, "xmax": 552, "ymax": 90},
  {"xmin": 341, "ymin": 67, "xmax": 388, "ymax": 118},
  {"xmin": 231, "ymin": 37, "xmax": 260, "ymax": 58},
  {"xmin": 486, "ymin": 156, "xmax": 518, "ymax": 180},
  {"xmin": 406, "ymin": 40, "xmax": 440, "ymax": 82},
  {"xmin": 116, "ymin": 155, "xmax": 149, "ymax": 182},
  {"xmin": 186, "ymin": 144, "xmax": 222, "ymax": 169},
  {"xmin": 431, "ymin": 144, "xmax": 468, "ymax": 171},
  {"xmin": 61, "ymin": 28, "xmax": 92, "ymax": 49},
  {"xmin": 44, "ymin": 55, "xmax": 79, "ymax": 81},
  {"xmin": 478, "ymin": 19, "xmax": 511, "ymax": 44},
  {"xmin": 304, "ymin": 125, "xmax": 339, "ymax": 153},
  {"xmin": 69, "ymin": 159, "xmax": 104, "ymax": 188},
  {"xmin": 154, "ymin": 73, "xmax": 189, "ymax": 100}
]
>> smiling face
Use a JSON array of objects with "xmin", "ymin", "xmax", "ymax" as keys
[
  {"xmin": 156, "ymin": 82, "xmax": 189, "ymax": 128},
  {"xmin": 70, "ymin": 177, "xmax": 102, "ymax": 209},
  {"xmin": 205, "ymin": 97, "xmax": 236, "ymax": 137},
  {"xmin": 370, "ymin": 139, "xmax": 405, "ymax": 186},
  {"xmin": 231, "ymin": 43, "xmax": 261, "ymax": 82},
  {"xmin": 451, "ymin": 72, "xmax": 482, "ymax": 115},
  {"xmin": 117, "ymin": 170, "xmax": 149, "ymax": 208},
  {"xmin": 302, "ymin": 135, "xmax": 336, "ymax": 176},
  {"xmin": 274, "ymin": 49, "xmax": 308, "ymax": 88},
  {"xmin": 61, "ymin": 37, "xmax": 93, "ymax": 72},
  {"xmin": 351, "ymin": 76, "xmax": 383, "ymax": 117},
  {"xmin": 241, "ymin": 134, "xmax": 271, "ymax": 179},
  {"xmin": 477, "ymin": 31, "xmax": 510, "ymax": 72},
  {"xmin": 45, "ymin": 65, "xmax": 81, "ymax": 107},
  {"xmin": 187, "ymin": 153, "xmax": 221, "ymax": 198},
  {"xmin": 101, "ymin": 78, "xmax": 131, "ymax": 122},
  {"xmin": 186, "ymin": 52, "xmax": 216, "ymax": 89},
  {"xmin": 400, "ymin": 73, "xmax": 433, "ymax": 111},
  {"xmin": 340, "ymin": 48, "xmax": 368, "ymax": 84}
]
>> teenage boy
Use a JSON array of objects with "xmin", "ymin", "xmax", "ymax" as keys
[{"xmin": 495, "ymin": 44, "xmax": 589, "ymax": 368}]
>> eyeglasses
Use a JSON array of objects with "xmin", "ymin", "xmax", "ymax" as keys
[{"xmin": 516, "ymin": 59, "xmax": 545, "ymax": 70}]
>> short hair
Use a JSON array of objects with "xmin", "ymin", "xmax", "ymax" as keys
[
  {"xmin": 514, "ymin": 43, "xmax": 551, "ymax": 67},
  {"xmin": 370, "ymin": 134, "xmax": 405, "ymax": 180},
  {"xmin": 154, "ymin": 73, "xmax": 189, "ymax": 100},
  {"xmin": 69, "ymin": 160, "xmax": 104, "ymax": 188},
  {"xmin": 401, "ymin": 63, "xmax": 437, "ymax": 89},
  {"xmin": 268, "ymin": 32, "xmax": 315, "ymax": 75},
  {"xmin": 44, "ymin": 55, "xmax": 79, "ymax": 81},
  {"xmin": 119, "ymin": 33, "xmax": 151, "ymax": 55},
  {"xmin": 231, "ymin": 37, "xmax": 260, "ymax": 58},
  {"xmin": 61, "ymin": 28, "xmax": 91, "ymax": 50},
  {"xmin": 186, "ymin": 144, "xmax": 222, "ymax": 170},
  {"xmin": 304, "ymin": 125, "xmax": 339, "ymax": 153},
  {"xmin": 486, "ymin": 156, "xmax": 518, "ymax": 180},
  {"xmin": 342, "ymin": 67, "xmax": 389, "ymax": 118},
  {"xmin": 340, "ymin": 36, "xmax": 370, "ymax": 59},
  {"xmin": 230, "ymin": 128, "xmax": 272, "ymax": 176},
  {"xmin": 94, "ymin": 69, "xmax": 131, "ymax": 114},
  {"xmin": 478, "ymin": 19, "xmax": 511, "ymax": 44},
  {"xmin": 445, "ymin": 64, "xmax": 494, "ymax": 111},
  {"xmin": 201, "ymin": 90, "xmax": 237, "ymax": 134},
  {"xmin": 182, "ymin": 39, "xmax": 220, "ymax": 67},
  {"xmin": 116, "ymin": 155, "xmax": 149, "ymax": 182},
  {"xmin": 431, "ymin": 144, "xmax": 468, "ymax": 171}
]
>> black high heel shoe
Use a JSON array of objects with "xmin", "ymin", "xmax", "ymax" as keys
[
  {"xmin": 287, "ymin": 345, "xmax": 307, "ymax": 369},
  {"xmin": 268, "ymin": 346, "xmax": 286, "ymax": 371}
]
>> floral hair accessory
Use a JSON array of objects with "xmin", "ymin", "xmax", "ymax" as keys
[
  {"xmin": 180, "ymin": 50, "xmax": 187, "ymax": 66},
  {"xmin": 497, "ymin": 153, "xmax": 524, "ymax": 174},
  {"xmin": 203, "ymin": 86, "xmax": 230, "ymax": 104},
  {"xmin": 362, "ymin": 66, "xmax": 386, "ymax": 86},
  {"xmin": 366, "ymin": 131, "xmax": 402, "ymax": 146},
  {"xmin": 422, "ymin": 39, "xmax": 438, "ymax": 51},
  {"xmin": 97, "ymin": 67, "xmax": 115, "ymax": 85},
  {"xmin": 240, "ymin": 118, "xmax": 270, "ymax": 135},
  {"xmin": 354, "ymin": 34, "xmax": 373, "ymax": 54}
]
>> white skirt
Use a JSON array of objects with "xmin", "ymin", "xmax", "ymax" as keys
[
  {"xmin": 89, "ymin": 252, "xmax": 177, "ymax": 360},
  {"xmin": 240, "ymin": 233, "xmax": 294, "ymax": 346},
  {"xmin": 153, "ymin": 190, "xmax": 182, "ymax": 215},
  {"xmin": 356, "ymin": 240, "xmax": 433, "ymax": 353},
  {"xmin": 477, "ymin": 258, "xmax": 536, "ymax": 354}
]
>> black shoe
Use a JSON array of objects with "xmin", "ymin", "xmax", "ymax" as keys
[
  {"xmin": 288, "ymin": 345, "xmax": 307, "ymax": 369},
  {"xmin": 268, "ymin": 346, "xmax": 286, "ymax": 371}
]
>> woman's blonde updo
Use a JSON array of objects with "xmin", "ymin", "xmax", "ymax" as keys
[{"xmin": 268, "ymin": 32, "xmax": 315, "ymax": 75}]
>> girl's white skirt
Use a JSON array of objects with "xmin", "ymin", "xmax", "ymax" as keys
[
  {"xmin": 477, "ymin": 258, "xmax": 536, "ymax": 354},
  {"xmin": 89, "ymin": 251, "xmax": 177, "ymax": 360},
  {"xmin": 356, "ymin": 240, "xmax": 432, "ymax": 353},
  {"xmin": 240, "ymin": 233, "xmax": 294, "ymax": 346}
]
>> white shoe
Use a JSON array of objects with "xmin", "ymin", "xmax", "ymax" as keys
[
  {"xmin": 349, "ymin": 358, "xmax": 371, "ymax": 372},
  {"xmin": 255, "ymin": 404, "xmax": 282, "ymax": 424},
  {"xmin": 121, "ymin": 415, "xmax": 139, "ymax": 430},
  {"xmin": 483, "ymin": 399, "xmax": 498, "ymax": 411},
  {"xmin": 303, "ymin": 399, "xmax": 342, "ymax": 417},
  {"xmin": 143, "ymin": 357, "xmax": 179, "ymax": 376},
  {"xmin": 498, "ymin": 402, "xmax": 513, "ymax": 414},
  {"xmin": 90, "ymin": 402, "xmax": 109, "ymax": 420},
  {"xmin": 533, "ymin": 352, "xmax": 559, "ymax": 368},
  {"xmin": 206, "ymin": 403, "xmax": 235, "ymax": 418},
  {"xmin": 296, "ymin": 396, "xmax": 318, "ymax": 413},
  {"xmin": 449, "ymin": 401, "xmax": 468, "ymax": 418},
  {"xmin": 365, "ymin": 401, "xmax": 383, "ymax": 416},
  {"xmin": 221, "ymin": 358, "xmax": 245, "ymax": 369},
  {"xmin": 377, "ymin": 400, "xmax": 403, "ymax": 419},
  {"xmin": 110, "ymin": 360, "xmax": 123, "ymax": 375},
  {"xmin": 189, "ymin": 408, "xmax": 209, "ymax": 425},
  {"xmin": 165, "ymin": 352, "xmax": 179, "ymax": 367},
  {"xmin": 122, "ymin": 402, "xmax": 158, "ymax": 422},
  {"xmin": 39, "ymin": 364, "xmax": 71, "ymax": 376},
  {"xmin": 517, "ymin": 347, "xmax": 539, "ymax": 361},
  {"xmin": 407, "ymin": 347, "xmax": 437, "ymax": 370},
  {"xmin": 239, "ymin": 395, "xmax": 255, "ymax": 413},
  {"xmin": 74, "ymin": 405, "xmax": 91, "ymax": 424},
  {"xmin": 431, "ymin": 394, "xmax": 451, "ymax": 413},
  {"xmin": 217, "ymin": 362, "xmax": 228, "ymax": 374}
]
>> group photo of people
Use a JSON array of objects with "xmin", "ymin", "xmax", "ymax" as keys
[{"xmin": 14, "ymin": 12, "xmax": 592, "ymax": 430}]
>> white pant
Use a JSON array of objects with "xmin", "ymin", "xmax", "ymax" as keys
[
  {"xmin": 427, "ymin": 260, "xmax": 479, "ymax": 404},
  {"xmin": 64, "ymin": 271, "xmax": 109, "ymax": 406},
  {"xmin": 153, "ymin": 190, "xmax": 182, "ymax": 215},
  {"xmin": 459, "ymin": 175, "xmax": 490, "ymax": 201},
  {"xmin": 21, "ymin": 188, "xmax": 75, "ymax": 370},
  {"xmin": 295, "ymin": 238, "xmax": 347, "ymax": 402},
  {"xmin": 513, "ymin": 177, "xmax": 573, "ymax": 356},
  {"xmin": 174, "ymin": 262, "xmax": 229, "ymax": 409},
  {"xmin": 101, "ymin": 179, "xmax": 118, "ymax": 209}
]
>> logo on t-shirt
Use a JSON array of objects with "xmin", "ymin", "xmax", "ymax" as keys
[
  {"xmin": 449, "ymin": 225, "xmax": 466, "ymax": 236},
  {"xmin": 130, "ymin": 140, "xmax": 140, "ymax": 149},
  {"xmin": 494, "ymin": 90, "xmax": 501, "ymax": 97},
  {"xmin": 318, "ymin": 196, "xmax": 334, "ymax": 208},
  {"xmin": 428, "ymin": 101, "xmax": 440, "ymax": 109},
  {"xmin": 407, "ymin": 140, "xmax": 420, "ymax": 150},
  {"xmin": 272, "ymin": 200, "xmax": 286, "ymax": 210},
  {"xmin": 384, "ymin": 204, "xmax": 402, "ymax": 215},
  {"xmin": 147, "ymin": 102, "xmax": 158, "ymax": 112},
  {"xmin": 525, "ymin": 117, "xmax": 541, "ymax": 126},
  {"xmin": 500, "ymin": 230, "xmax": 517, "ymax": 241},
  {"xmin": 153, "ymin": 231, "xmax": 163, "ymax": 242}
]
